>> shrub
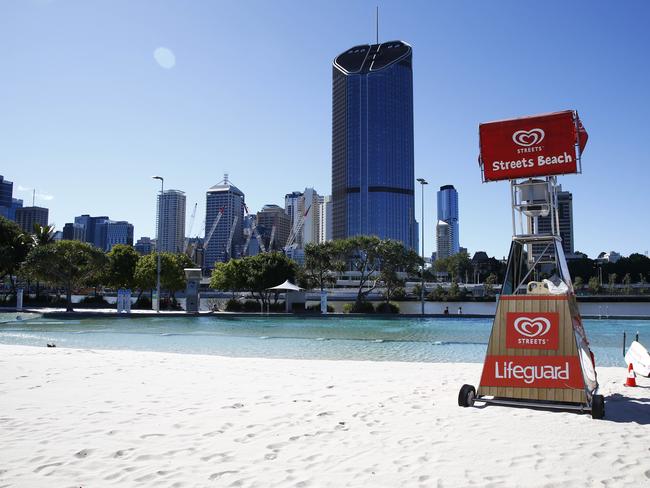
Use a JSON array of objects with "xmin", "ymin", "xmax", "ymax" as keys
[
  {"xmin": 133, "ymin": 296, "xmax": 152, "ymax": 310},
  {"xmin": 389, "ymin": 287, "xmax": 406, "ymax": 301},
  {"xmin": 343, "ymin": 301, "xmax": 374, "ymax": 313},
  {"xmin": 78, "ymin": 295, "xmax": 110, "ymax": 308},
  {"xmin": 375, "ymin": 302, "xmax": 399, "ymax": 314},
  {"xmin": 224, "ymin": 298, "xmax": 243, "ymax": 312},
  {"xmin": 306, "ymin": 304, "xmax": 335, "ymax": 313}
]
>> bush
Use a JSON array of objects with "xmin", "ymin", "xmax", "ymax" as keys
[
  {"xmin": 388, "ymin": 287, "xmax": 406, "ymax": 301},
  {"xmin": 306, "ymin": 304, "xmax": 335, "ymax": 313},
  {"xmin": 224, "ymin": 298, "xmax": 243, "ymax": 312},
  {"xmin": 133, "ymin": 296, "xmax": 152, "ymax": 310},
  {"xmin": 343, "ymin": 301, "xmax": 375, "ymax": 313},
  {"xmin": 78, "ymin": 295, "xmax": 110, "ymax": 308},
  {"xmin": 375, "ymin": 302, "xmax": 399, "ymax": 314}
]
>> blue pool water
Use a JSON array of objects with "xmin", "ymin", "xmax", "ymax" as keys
[{"xmin": 0, "ymin": 313, "xmax": 646, "ymax": 366}]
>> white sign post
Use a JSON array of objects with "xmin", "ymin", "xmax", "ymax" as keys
[
  {"xmin": 320, "ymin": 290, "xmax": 328, "ymax": 314},
  {"xmin": 16, "ymin": 288, "xmax": 23, "ymax": 311}
]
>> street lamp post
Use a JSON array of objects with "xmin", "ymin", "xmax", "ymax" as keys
[
  {"xmin": 416, "ymin": 178, "xmax": 428, "ymax": 315},
  {"xmin": 152, "ymin": 176, "xmax": 164, "ymax": 313}
]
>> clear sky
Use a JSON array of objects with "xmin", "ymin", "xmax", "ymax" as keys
[{"xmin": 1, "ymin": 0, "xmax": 649, "ymax": 259}]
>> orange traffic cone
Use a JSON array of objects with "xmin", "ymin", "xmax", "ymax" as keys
[{"xmin": 625, "ymin": 363, "xmax": 637, "ymax": 387}]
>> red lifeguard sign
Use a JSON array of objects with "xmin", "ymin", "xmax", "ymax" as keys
[
  {"xmin": 479, "ymin": 110, "xmax": 588, "ymax": 182},
  {"xmin": 459, "ymin": 110, "xmax": 605, "ymax": 419}
]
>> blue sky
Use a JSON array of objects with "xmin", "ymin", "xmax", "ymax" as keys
[{"xmin": 1, "ymin": 0, "xmax": 649, "ymax": 258}]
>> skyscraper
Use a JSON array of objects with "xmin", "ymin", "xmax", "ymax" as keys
[
  {"xmin": 256, "ymin": 204, "xmax": 291, "ymax": 251},
  {"xmin": 204, "ymin": 176, "xmax": 245, "ymax": 268},
  {"xmin": 436, "ymin": 185, "xmax": 460, "ymax": 257},
  {"xmin": 436, "ymin": 220, "xmax": 452, "ymax": 260},
  {"xmin": 100, "ymin": 220, "xmax": 134, "ymax": 251},
  {"xmin": 0, "ymin": 175, "xmax": 12, "ymax": 209},
  {"xmin": 156, "ymin": 189, "xmax": 186, "ymax": 253},
  {"xmin": 318, "ymin": 195, "xmax": 333, "ymax": 243},
  {"xmin": 15, "ymin": 206, "xmax": 48, "ymax": 233},
  {"xmin": 331, "ymin": 41, "xmax": 416, "ymax": 249},
  {"xmin": 532, "ymin": 185, "xmax": 574, "ymax": 259}
]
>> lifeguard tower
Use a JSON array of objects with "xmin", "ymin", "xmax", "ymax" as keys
[{"xmin": 458, "ymin": 110, "xmax": 604, "ymax": 419}]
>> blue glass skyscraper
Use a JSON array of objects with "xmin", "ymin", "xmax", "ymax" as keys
[
  {"xmin": 331, "ymin": 41, "xmax": 415, "ymax": 249},
  {"xmin": 437, "ymin": 185, "xmax": 460, "ymax": 256}
]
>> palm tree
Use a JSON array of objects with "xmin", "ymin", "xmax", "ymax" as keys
[
  {"xmin": 32, "ymin": 223, "xmax": 55, "ymax": 246},
  {"xmin": 31, "ymin": 223, "xmax": 56, "ymax": 300}
]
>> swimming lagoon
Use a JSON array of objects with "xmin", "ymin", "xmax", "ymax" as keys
[{"xmin": 0, "ymin": 313, "xmax": 645, "ymax": 367}]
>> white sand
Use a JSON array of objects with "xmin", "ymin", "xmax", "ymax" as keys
[{"xmin": 1, "ymin": 345, "xmax": 649, "ymax": 488}]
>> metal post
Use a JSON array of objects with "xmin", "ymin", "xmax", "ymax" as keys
[
  {"xmin": 152, "ymin": 176, "xmax": 164, "ymax": 312},
  {"xmin": 623, "ymin": 331, "xmax": 626, "ymax": 357},
  {"xmin": 416, "ymin": 178, "xmax": 428, "ymax": 315}
]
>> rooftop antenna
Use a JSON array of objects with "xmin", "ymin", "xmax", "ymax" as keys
[
  {"xmin": 375, "ymin": 6, "xmax": 379, "ymax": 44},
  {"xmin": 32, "ymin": 189, "xmax": 35, "ymax": 206},
  {"xmin": 224, "ymin": 173, "xmax": 229, "ymax": 184}
]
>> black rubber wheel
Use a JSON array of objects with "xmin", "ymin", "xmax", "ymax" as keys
[
  {"xmin": 458, "ymin": 384, "xmax": 476, "ymax": 407},
  {"xmin": 591, "ymin": 394, "xmax": 605, "ymax": 419}
]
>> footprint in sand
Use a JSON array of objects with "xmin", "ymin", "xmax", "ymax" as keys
[
  {"xmin": 209, "ymin": 470, "xmax": 238, "ymax": 480},
  {"xmin": 74, "ymin": 448, "xmax": 93, "ymax": 458}
]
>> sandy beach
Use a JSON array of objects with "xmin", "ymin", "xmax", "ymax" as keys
[{"xmin": 1, "ymin": 345, "xmax": 649, "ymax": 487}]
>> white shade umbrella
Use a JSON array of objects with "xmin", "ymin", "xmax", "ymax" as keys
[{"xmin": 266, "ymin": 280, "xmax": 303, "ymax": 291}]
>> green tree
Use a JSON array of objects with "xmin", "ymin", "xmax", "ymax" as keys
[
  {"xmin": 377, "ymin": 239, "xmax": 421, "ymax": 303},
  {"xmin": 106, "ymin": 244, "xmax": 140, "ymax": 289},
  {"xmin": 210, "ymin": 252, "xmax": 298, "ymax": 309},
  {"xmin": 573, "ymin": 276, "xmax": 584, "ymax": 290},
  {"xmin": 32, "ymin": 223, "xmax": 55, "ymax": 246},
  {"xmin": 0, "ymin": 217, "xmax": 32, "ymax": 298},
  {"xmin": 622, "ymin": 273, "xmax": 632, "ymax": 295},
  {"xmin": 483, "ymin": 273, "xmax": 498, "ymax": 296},
  {"xmin": 608, "ymin": 273, "xmax": 617, "ymax": 293},
  {"xmin": 134, "ymin": 252, "xmax": 193, "ymax": 303},
  {"xmin": 588, "ymin": 276, "xmax": 601, "ymax": 294},
  {"xmin": 335, "ymin": 236, "xmax": 383, "ymax": 306},
  {"xmin": 20, "ymin": 240, "xmax": 107, "ymax": 311},
  {"xmin": 434, "ymin": 252, "xmax": 472, "ymax": 283},
  {"xmin": 301, "ymin": 242, "xmax": 340, "ymax": 292}
]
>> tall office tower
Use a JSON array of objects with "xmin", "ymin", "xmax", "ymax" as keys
[
  {"xmin": 256, "ymin": 204, "xmax": 291, "ymax": 251},
  {"xmin": 100, "ymin": 220, "xmax": 134, "ymax": 251},
  {"xmin": 15, "ymin": 206, "xmax": 49, "ymax": 233},
  {"xmin": 318, "ymin": 195, "xmax": 333, "ymax": 243},
  {"xmin": 0, "ymin": 175, "xmax": 12, "ymax": 216},
  {"xmin": 436, "ymin": 185, "xmax": 460, "ymax": 256},
  {"xmin": 284, "ymin": 191, "xmax": 303, "ymax": 236},
  {"xmin": 204, "ymin": 175, "xmax": 245, "ymax": 268},
  {"xmin": 8, "ymin": 199, "xmax": 23, "ymax": 221},
  {"xmin": 135, "ymin": 237, "xmax": 154, "ymax": 255},
  {"xmin": 73, "ymin": 215, "xmax": 109, "ymax": 248},
  {"xmin": 331, "ymin": 41, "xmax": 416, "ymax": 249},
  {"xmin": 301, "ymin": 188, "xmax": 320, "ymax": 246},
  {"xmin": 156, "ymin": 189, "xmax": 186, "ymax": 253},
  {"xmin": 436, "ymin": 220, "xmax": 452, "ymax": 260},
  {"xmin": 531, "ymin": 186, "xmax": 574, "ymax": 259},
  {"xmin": 62, "ymin": 222, "xmax": 85, "ymax": 241}
]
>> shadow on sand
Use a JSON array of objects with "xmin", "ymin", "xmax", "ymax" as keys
[{"xmin": 603, "ymin": 392, "xmax": 650, "ymax": 424}]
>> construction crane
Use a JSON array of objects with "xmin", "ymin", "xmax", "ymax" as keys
[
  {"xmin": 225, "ymin": 215, "xmax": 239, "ymax": 259},
  {"xmin": 285, "ymin": 204, "xmax": 311, "ymax": 249},
  {"xmin": 203, "ymin": 207, "xmax": 224, "ymax": 250},
  {"xmin": 268, "ymin": 225, "xmax": 277, "ymax": 251},
  {"xmin": 183, "ymin": 202, "xmax": 198, "ymax": 254}
]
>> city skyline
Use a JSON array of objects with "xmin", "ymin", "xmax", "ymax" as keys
[{"xmin": 2, "ymin": 1, "xmax": 650, "ymax": 258}]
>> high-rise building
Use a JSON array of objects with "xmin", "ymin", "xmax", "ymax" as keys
[
  {"xmin": 62, "ymin": 222, "xmax": 85, "ymax": 241},
  {"xmin": 0, "ymin": 175, "xmax": 13, "ymax": 209},
  {"xmin": 436, "ymin": 185, "xmax": 460, "ymax": 257},
  {"xmin": 257, "ymin": 204, "xmax": 291, "ymax": 251},
  {"xmin": 135, "ymin": 237, "xmax": 154, "ymax": 255},
  {"xmin": 204, "ymin": 175, "xmax": 245, "ymax": 268},
  {"xmin": 156, "ymin": 189, "xmax": 186, "ymax": 253},
  {"xmin": 8, "ymin": 199, "xmax": 23, "ymax": 221},
  {"xmin": 15, "ymin": 206, "xmax": 49, "ymax": 233},
  {"xmin": 436, "ymin": 220, "xmax": 452, "ymax": 260},
  {"xmin": 73, "ymin": 215, "xmax": 110, "ymax": 248},
  {"xmin": 532, "ymin": 186, "xmax": 574, "ymax": 258},
  {"xmin": 100, "ymin": 220, "xmax": 134, "ymax": 251},
  {"xmin": 318, "ymin": 195, "xmax": 333, "ymax": 243},
  {"xmin": 285, "ymin": 191, "xmax": 303, "ymax": 228},
  {"xmin": 331, "ymin": 41, "xmax": 416, "ymax": 249}
]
